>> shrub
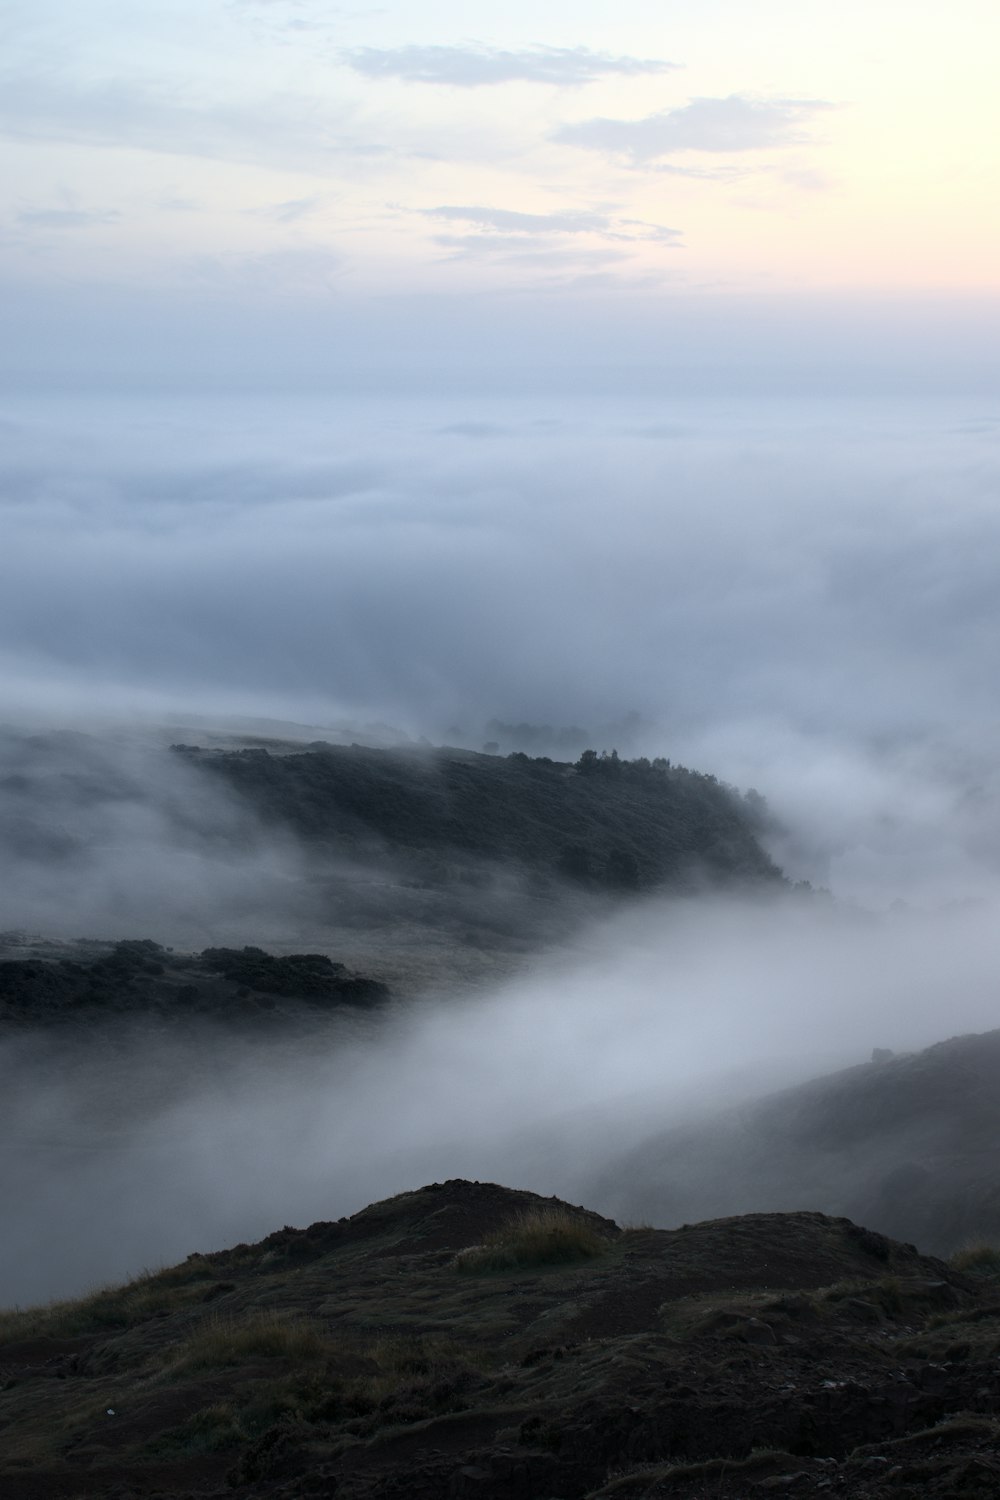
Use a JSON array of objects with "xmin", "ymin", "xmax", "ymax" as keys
[{"xmin": 455, "ymin": 1208, "xmax": 608, "ymax": 1273}]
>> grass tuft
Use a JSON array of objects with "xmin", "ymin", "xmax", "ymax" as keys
[
  {"xmin": 949, "ymin": 1240, "xmax": 1000, "ymax": 1277},
  {"xmin": 455, "ymin": 1207, "xmax": 609, "ymax": 1273},
  {"xmin": 169, "ymin": 1312, "xmax": 331, "ymax": 1371},
  {"xmin": 157, "ymin": 1401, "xmax": 247, "ymax": 1454}
]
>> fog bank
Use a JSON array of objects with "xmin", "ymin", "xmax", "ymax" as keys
[
  {"xmin": 3, "ymin": 887, "xmax": 999, "ymax": 1306},
  {"xmin": 4, "ymin": 390, "xmax": 1000, "ymax": 907}
]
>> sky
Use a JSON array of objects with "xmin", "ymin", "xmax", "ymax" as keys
[
  {"xmin": 2, "ymin": 3, "xmax": 1000, "ymax": 913},
  {"xmin": 3, "ymin": 0, "xmax": 1000, "ymax": 388}
]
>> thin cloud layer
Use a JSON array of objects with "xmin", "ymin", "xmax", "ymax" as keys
[
  {"xmin": 16, "ymin": 207, "xmax": 121, "ymax": 230},
  {"xmin": 342, "ymin": 43, "xmax": 677, "ymax": 88},
  {"xmin": 555, "ymin": 94, "xmax": 834, "ymax": 161},
  {"xmin": 419, "ymin": 204, "xmax": 682, "ymax": 245},
  {"xmin": 0, "ymin": 70, "xmax": 367, "ymax": 172}
]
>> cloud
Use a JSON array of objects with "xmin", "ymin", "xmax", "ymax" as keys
[
  {"xmin": 419, "ymin": 204, "xmax": 682, "ymax": 245},
  {"xmin": 186, "ymin": 246, "xmax": 346, "ymax": 293},
  {"xmin": 781, "ymin": 166, "xmax": 835, "ymax": 191},
  {"xmin": 0, "ymin": 70, "xmax": 372, "ymax": 173},
  {"xmin": 3, "ymin": 387, "xmax": 1000, "ymax": 910},
  {"xmin": 430, "ymin": 233, "xmax": 630, "ymax": 271},
  {"xmin": 342, "ymin": 43, "xmax": 677, "ymax": 88},
  {"xmin": 555, "ymin": 94, "xmax": 834, "ymax": 161},
  {"xmin": 7, "ymin": 883, "xmax": 1000, "ymax": 1303},
  {"xmin": 16, "ymin": 208, "xmax": 122, "ymax": 230},
  {"xmin": 250, "ymin": 196, "xmax": 323, "ymax": 223}
]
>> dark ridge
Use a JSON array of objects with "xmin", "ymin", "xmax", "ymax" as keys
[{"xmin": 180, "ymin": 742, "xmax": 784, "ymax": 893}]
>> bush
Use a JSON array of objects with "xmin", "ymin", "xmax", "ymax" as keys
[{"xmin": 455, "ymin": 1208, "xmax": 608, "ymax": 1273}]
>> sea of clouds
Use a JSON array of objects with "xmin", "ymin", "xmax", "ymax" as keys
[{"xmin": 4, "ymin": 387, "xmax": 1000, "ymax": 1302}]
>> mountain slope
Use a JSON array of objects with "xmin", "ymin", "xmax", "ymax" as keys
[
  {"xmin": 1, "ymin": 1180, "xmax": 996, "ymax": 1499},
  {"xmin": 599, "ymin": 1028, "xmax": 1000, "ymax": 1254}
]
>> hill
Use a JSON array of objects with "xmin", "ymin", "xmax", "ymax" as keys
[
  {"xmin": 0, "ymin": 937, "xmax": 388, "ymax": 1033},
  {"xmin": 597, "ymin": 1028, "xmax": 1000, "ymax": 1255},
  {"xmin": 1, "ymin": 1180, "xmax": 997, "ymax": 1499},
  {"xmin": 181, "ymin": 742, "xmax": 782, "ymax": 894}
]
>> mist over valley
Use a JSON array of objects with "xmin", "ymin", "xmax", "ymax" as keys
[
  {"xmin": 3, "ymin": 394, "xmax": 1000, "ymax": 1321},
  {"xmin": 6, "ymin": 2, "xmax": 1000, "ymax": 1489}
]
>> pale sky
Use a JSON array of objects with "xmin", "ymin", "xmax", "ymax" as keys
[{"xmin": 4, "ymin": 0, "xmax": 999, "ymax": 323}]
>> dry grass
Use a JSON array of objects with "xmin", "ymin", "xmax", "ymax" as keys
[
  {"xmin": 822, "ymin": 1274, "xmax": 903, "ymax": 1316},
  {"xmin": 159, "ymin": 1401, "xmax": 247, "ymax": 1454},
  {"xmin": 455, "ymin": 1207, "xmax": 609, "ymax": 1273},
  {"xmin": 597, "ymin": 1448, "xmax": 797, "ymax": 1495},
  {"xmin": 169, "ymin": 1312, "xmax": 332, "ymax": 1372},
  {"xmin": 949, "ymin": 1240, "xmax": 1000, "ymax": 1277},
  {"xmin": 0, "ymin": 1262, "xmax": 214, "ymax": 1343}
]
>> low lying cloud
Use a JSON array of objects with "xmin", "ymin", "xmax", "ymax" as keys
[
  {"xmin": 4, "ymin": 886, "xmax": 1000, "ymax": 1306},
  {"xmin": 342, "ymin": 44, "xmax": 677, "ymax": 88},
  {"xmin": 2, "ymin": 389, "xmax": 1000, "ymax": 911},
  {"xmin": 0, "ymin": 728, "xmax": 319, "ymax": 948},
  {"xmin": 555, "ymin": 94, "xmax": 835, "ymax": 161},
  {"xmin": 2, "ymin": 387, "xmax": 1000, "ymax": 1305}
]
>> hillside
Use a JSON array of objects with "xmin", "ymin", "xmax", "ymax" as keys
[
  {"xmin": 0, "ymin": 936, "xmax": 389, "ymax": 1033},
  {"xmin": 597, "ymin": 1028, "xmax": 1000, "ymax": 1255},
  {"xmin": 0, "ymin": 727, "xmax": 784, "ymax": 992},
  {"xmin": 1, "ymin": 1180, "xmax": 997, "ymax": 1499},
  {"xmin": 181, "ymin": 742, "xmax": 782, "ymax": 894}
]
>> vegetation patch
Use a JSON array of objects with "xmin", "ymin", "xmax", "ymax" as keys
[
  {"xmin": 455, "ymin": 1207, "xmax": 609, "ymax": 1273},
  {"xmin": 157, "ymin": 1400, "xmax": 247, "ymax": 1454},
  {"xmin": 950, "ymin": 1241, "xmax": 1000, "ymax": 1278},
  {"xmin": 0, "ymin": 1261, "xmax": 216, "ymax": 1342},
  {"xmin": 169, "ymin": 1312, "xmax": 332, "ymax": 1372}
]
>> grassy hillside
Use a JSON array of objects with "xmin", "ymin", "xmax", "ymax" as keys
[
  {"xmin": 1, "ymin": 1180, "xmax": 996, "ymax": 1499},
  {"xmin": 600, "ymin": 1027, "xmax": 1000, "ymax": 1255},
  {"xmin": 183, "ymin": 743, "xmax": 783, "ymax": 893}
]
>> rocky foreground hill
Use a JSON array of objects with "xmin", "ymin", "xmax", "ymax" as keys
[{"xmin": 2, "ymin": 1180, "xmax": 999, "ymax": 1499}]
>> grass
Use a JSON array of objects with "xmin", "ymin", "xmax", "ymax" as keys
[
  {"xmin": 154, "ymin": 1331, "xmax": 488, "ymax": 1460},
  {"xmin": 949, "ymin": 1240, "xmax": 1000, "ymax": 1278},
  {"xmin": 821, "ymin": 1274, "xmax": 904, "ymax": 1316},
  {"xmin": 169, "ymin": 1311, "xmax": 332, "ymax": 1372},
  {"xmin": 455, "ymin": 1207, "xmax": 609, "ymax": 1274},
  {"xmin": 0, "ymin": 1260, "xmax": 216, "ymax": 1343},
  {"xmin": 596, "ymin": 1448, "xmax": 799, "ymax": 1495},
  {"xmin": 158, "ymin": 1401, "xmax": 248, "ymax": 1455}
]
